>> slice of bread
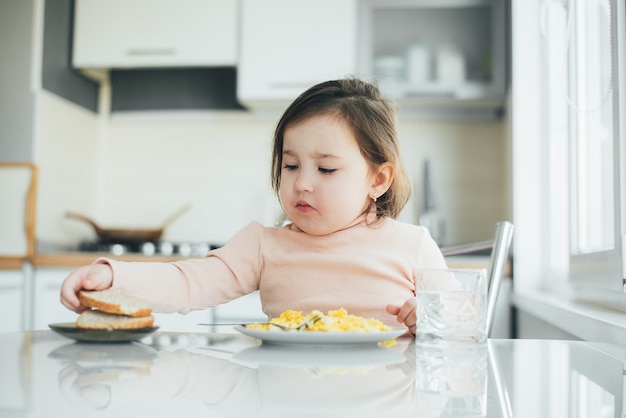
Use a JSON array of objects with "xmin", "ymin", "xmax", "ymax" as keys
[
  {"xmin": 77, "ymin": 309, "xmax": 154, "ymax": 330},
  {"xmin": 79, "ymin": 289, "xmax": 152, "ymax": 317}
]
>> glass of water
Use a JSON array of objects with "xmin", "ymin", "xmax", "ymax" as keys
[{"xmin": 415, "ymin": 269, "xmax": 488, "ymax": 344}]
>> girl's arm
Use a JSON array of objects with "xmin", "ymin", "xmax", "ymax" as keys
[{"xmin": 60, "ymin": 222, "xmax": 265, "ymax": 315}]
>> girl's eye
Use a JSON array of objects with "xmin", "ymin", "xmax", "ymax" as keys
[
  {"xmin": 283, "ymin": 164, "xmax": 298, "ymax": 171},
  {"xmin": 319, "ymin": 167, "xmax": 337, "ymax": 174}
]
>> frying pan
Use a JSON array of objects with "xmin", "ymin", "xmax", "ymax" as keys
[{"xmin": 66, "ymin": 204, "xmax": 191, "ymax": 243}]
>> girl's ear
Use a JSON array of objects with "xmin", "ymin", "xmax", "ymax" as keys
[{"xmin": 370, "ymin": 163, "xmax": 394, "ymax": 198}]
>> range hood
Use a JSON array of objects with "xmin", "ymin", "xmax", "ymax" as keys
[
  {"xmin": 109, "ymin": 68, "xmax": 245, "ymax": 112},
  {"xmin": 71, "ymin": 0, "xmax": 244, "ymax": 112}
]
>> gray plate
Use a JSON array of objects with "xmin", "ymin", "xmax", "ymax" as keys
[{"xmin": 49, "ymin": 322, "xmax": 159, "ymax": 343}]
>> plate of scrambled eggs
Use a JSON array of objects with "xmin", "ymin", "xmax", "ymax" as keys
[{"xmin": 234, "ymin": 308, "xmax": 406, "ymax": 345}]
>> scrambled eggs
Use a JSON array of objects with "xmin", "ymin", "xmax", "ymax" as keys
[{"xmin": 247, "ymin": 308, "xmax": 391, "ymax": 332}]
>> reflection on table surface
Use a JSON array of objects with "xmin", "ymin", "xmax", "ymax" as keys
[{"xmin": 0, "ymin": 330, "xmax": 624, "ymax": 418}]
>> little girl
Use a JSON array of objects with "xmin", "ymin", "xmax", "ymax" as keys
[{"xmin": 60, "ymin": 78, "xmax": 447, "ymax": 334}]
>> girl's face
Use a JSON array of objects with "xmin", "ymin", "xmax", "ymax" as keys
[{"xmin": 279, "ymin": 114, "xmax": 376, "ymax": 236}]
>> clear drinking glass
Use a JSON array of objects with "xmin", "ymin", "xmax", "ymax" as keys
[{"xmin": 415, "ymin": 269, "xmax": 488, "ymax": 344}]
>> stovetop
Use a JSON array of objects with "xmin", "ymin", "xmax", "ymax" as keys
[{"xmin": 78, "ymin": 241, "xmax": 221, "ymax": 257}]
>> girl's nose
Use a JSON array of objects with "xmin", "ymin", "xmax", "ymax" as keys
[{"xmin": 294, "ymin": 170, "xmax": 314, "ymax": 192}]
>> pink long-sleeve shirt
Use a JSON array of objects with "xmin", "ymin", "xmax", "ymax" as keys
[{"xmin": 102, "ymin": 217, "xmax": 447, "ymax": 327}]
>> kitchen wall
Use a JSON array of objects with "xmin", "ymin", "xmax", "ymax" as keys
[
  {"xmin": 35, "ymin": 89, "xmax": 509, "ymax": 248},
  {"xmin": 0, "ymin": 0, "xmax": 36, "ymax": 162},
  {"xmin": 35, "ymin": 90, "xmax": 100, "ymax": 247}
]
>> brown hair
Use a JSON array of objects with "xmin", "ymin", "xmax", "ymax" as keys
[{"xmin": 270, "ymin": 78, "xmax": 411, "ymax": 219}]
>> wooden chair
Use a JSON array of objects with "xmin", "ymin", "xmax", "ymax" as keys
[
  {"xmin": 0, "ymin": 163, "xmax": 38, "ymax": 269},
  {"xmin": 0, "ymin": 163, "xmax": 38, "ymax": 331},
  {"xmin": 440, "ymin": 221, "xmax": 515, "ymax": 337}
]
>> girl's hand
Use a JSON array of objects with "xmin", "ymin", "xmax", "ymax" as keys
[
  {"xmin": 60, "ymin": 263, "xmax": 114, "ymax": 313},
  {"xmin": 386, "ymin": 298, "xmax": 417, "ymax": 335}
]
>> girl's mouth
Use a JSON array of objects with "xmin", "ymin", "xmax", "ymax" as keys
[{"xmin": 296, "ymin": 200, "xmax": 314, "ymax": 212}]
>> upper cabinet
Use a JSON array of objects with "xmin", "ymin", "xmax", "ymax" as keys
[
  {"xmin": 238, "ymin": 0, "xmax": 507, "ymax": 117},
  {"xmin": 72, "ymin": 0, "xmax": 238, "ymax": 69},
  {"xmin": 237, "ymin": 0, "xmax": 359, "ymax": 109},
  {"xmin": 359, "ymin": 0, "xmax": 507, "ymax": 111},
  {"xmin": 71, "ymin": 0, "xmax": 508, "ymax": 117}
]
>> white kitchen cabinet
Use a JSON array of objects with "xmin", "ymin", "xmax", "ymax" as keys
[
  {"xmin": 237, "ymin": 0, "xmax": 359, "ymax": 108},
  {"xmin": 33, "ymin": 268, "xmax": 77, "ymax": 330},
  {"xmin": 0, "ymin": 271, "xmax": 25, "ymax": 334},
  {"xmin": 153, "ymin": 292, "xmax": 265, "ymax": 333},
  {"xmin": 73, "ymin": 0, "xmax": 238, "ymax": 69},
  {"xmin": 359, "ymin": 0, "xmax": 507, "ymax": 107},
  {"xmin": 211, "ymin": 291, "xmax": 266, "ymax": 333},
  {"xmin": 152, "ymin": 310, "xmax": 215, "ymax": 333}
]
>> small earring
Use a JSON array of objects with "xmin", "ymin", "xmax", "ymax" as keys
[{"xmin": 370, "ymin": 193, "xmax": 377, "ymax": 203}]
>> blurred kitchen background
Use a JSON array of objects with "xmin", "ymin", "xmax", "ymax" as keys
[
  {"xmin": 2, "ymin": 0, "xmax": 510, "ymax": 248},
  {"xmin": 1, "ymin": 0, "xmax": 513, "ymax": 332}
]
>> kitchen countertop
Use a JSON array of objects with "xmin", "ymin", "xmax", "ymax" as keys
[
  {"xmin": 31, "ymin": 251, "xmax": 201, "ymax": 268},
  {"xmin": 0, "ymin": 330, "xmax": 623, "ymax": 417},
  {"xmin": 0, "ymin": 256, "xmax": 27, "ymax": 270},
  {"xmin": 30, "ymin": 251, "xmax": 504, "ymax": 273}
]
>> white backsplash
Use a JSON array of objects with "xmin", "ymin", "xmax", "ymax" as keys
[{"xmin": 34, "ymin": 92, "xmax": 509, "ymax": 247}]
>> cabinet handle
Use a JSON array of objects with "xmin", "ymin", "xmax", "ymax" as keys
[{"xmin": 126, "ymin": 48, "xmax": 177, "ymax": 56}]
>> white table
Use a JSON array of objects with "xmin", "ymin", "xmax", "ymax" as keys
[{"xmin": 0, "ymin": 329, "xmax": 624, "ymax": 417}]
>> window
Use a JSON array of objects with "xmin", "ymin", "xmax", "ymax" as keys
[
  {"xmin": 542, "ymin": 0, "xmax": 625, "ymax": 299},
  {"xmin": 568, "ymin": 0, "xmax": 614, "ymax": 255}
]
